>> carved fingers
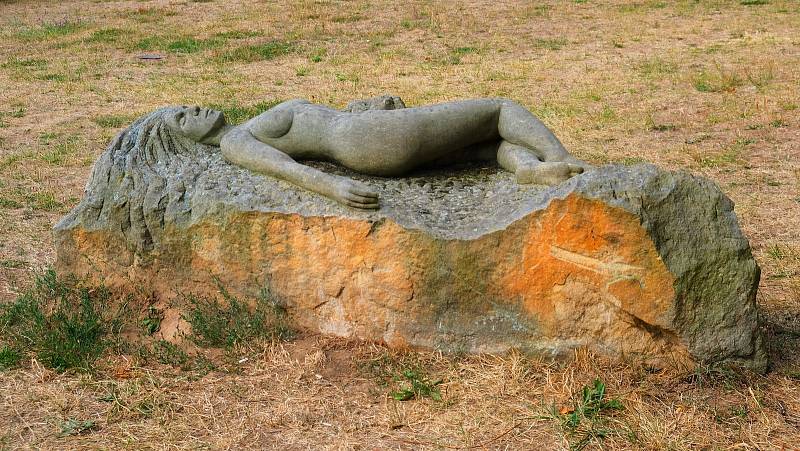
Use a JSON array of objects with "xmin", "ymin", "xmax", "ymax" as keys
[
  {"xmin": 516, "ymin": 162, "xmax": 585, "ymax": 186},
  {"xmin": 332, "ymin": 178, "xmax": 379, "ymax": 210}
]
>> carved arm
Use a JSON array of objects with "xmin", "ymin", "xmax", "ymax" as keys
[{"xmin": 220, "ymin": 128, "xmax": 379, "ymax": 209}]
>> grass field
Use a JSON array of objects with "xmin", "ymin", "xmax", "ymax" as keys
[{"xmin": 1, "ymin": 0, "xmax": 799, "ymax": 448}]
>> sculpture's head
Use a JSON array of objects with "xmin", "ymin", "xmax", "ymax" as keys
[
  {"xmin": 165, "ymin": 105, "xmax": 226, "ymax": 144},
  {"xmin": 80, "ymin": 106, "xmax": 222, "ymax": 252},
  {"xmin": 100, "ymin": 106, "xmax": 220, "ymax": 171}
]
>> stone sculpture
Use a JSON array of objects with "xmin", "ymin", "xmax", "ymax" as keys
[
  {"xmin": 54, "ymin": 96, "xmax": 766, "ymax": 371},
  {"xmin": 164, "ymin": 96, "xmax": 590, "ymax": 209}
]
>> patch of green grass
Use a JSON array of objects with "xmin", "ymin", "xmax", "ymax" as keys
[
  {"xmin": 332, "ymin": 14, "xmax": 364, "ymax": 23},
  {"xmin": 531, "ymin": 101, "xmax": 582, "ymax": 120},
  {"xmin": 214, "ymin": 30, "xmax": 262, "ymax": 40},
  {"xmin": 682, "ymin": 365, "xmax": 753, "ymax": 391},
  {"xmin": 620, "ymin": 156, "xmax": 647, "ymax": 165},
  {"xmin": 30, "ymin": 63, "xmax": 84, "ymax": 83},
  {"xmin": 522, "ymin": 4, "xmax": 552, "ymax": 17},
  {"xmin": 126, "ymin": 7, "xmax": 177, "ymax": 23},
  {"xmin": 39, "ymin": 132, "xmax": 58, "ymax": 144},
  {"xmin": 0, "ymin": 259, "xmax": 26, "ymax": 269},
  {"xmin": 547, "ymin": 379, "xmax": 625, "ymax": 451},
  {"xmin": 741, "ymin": 0, "xmax": 768, "ymax": 5},
  {"xmin": 745, "ymin": 66, "xmax": 774, "ymax": 91},
  {"xmin": 151, "ymin": 340, "xmax": 190, "ymax": 367},
  {"xmin": 38, "ymin": 133, "xmax": 82, "ymax": 165},
  {"xmin": 0, "ymin": 197, "xmax": 23, "ymax": 209},
  {"xmin": 216, "ymin": 40, "xmax": 294, "ymax": 63},
  {"xmin": 598, "ymin": 105, "xmax": 617, "ymax": 123},
  {"xmin": 533, "ymin": 37, "xmax": 568, "ymax": 51},
  {"xmin": 1, "ymin": 57, "xmax": 48, "ymax": 70},
  {"xmin": 0, "ymin": 270, "xmax": 125, "ymax": 372},
  {"xmin": 134, "ymin": 36, "xmax": 171, "ymax": 51},
  {"xmin": 400, "ymin": 16, "xmax": 433, "ymax": 30},
  {"xmin": 698, "ymin": 149, "xmax": 741, "ymax": 168},
  {"xmin": 0, "ymin": 345, "xmax": 22, "ymax": 370},
  {"xmin": 784, "ymin": 367, "xmax": 800, "ymax": 380},
  {"xmin": 645, "ymin": 115, "xmax": 677, "ymax": 132},
  {"xmin": 309, "ymin": 47, "xmax": 327, "ymax": 63},
  {"xmin": 685, "ymin": 133, "xmax": 711, "ymax": 145},
  {"xmin": 446, "ymin": 46, "xmax": 479, "ymax": 65},
  {"xmin": 390, "ymin": 369, "xmax": 443, "ymax": 401},
  {"xmin": 0, "ymin": 150, "xmax": 35, "ymax": 168},
  {"xmin": 167, "ymin": 37, "xmax": 223, "ymax": 54},
  {"xmin": 769, "ymin": 119, "xmax": 787, "ymax": 128},
  {"xmin": 207, "ymin": 100, "xmax": 282, "ymax": 124},
  {"xmin": 360, "ymin": 351, "xmax": 444, "ymax": 402},
  {"xmin": 86, "ymin": 27, "xmax": 126, "ymax": 44},
  {"xmin": 693, "ymin": 68, "xmax": 743, "ymax": 93},
  {"xmin": 25, "ymin": 191, "xmax": 64, "ymax": 211},
  {"xmin": 767, "ymin": 244, "xmax": 787, "ymax": 260},
  {"xmin": 637, "ymin": 57, "xmax": 677, "ymax": 79},
  {"xmin": 183, "ymin": 282, "xmax": 292, "ymax": 348},
  {"xmin": 141, "ymin": 306, "xmax": 162, "ymax": 335},
  {"xmin": 36, "ymin": 73, "xmax": 69, "ymax": 82},
  {"xmin": 16, "ymin": 20, "xmax": 84, "ymax": 41},
  {"xmin": 135, "ymin": 36, "xmax": 224, "ymax": 54},
  {"xmin": 93, "ymin": 113, "xmax": 136, "ymax": 128},
  {"xmin": 58, "ymin": 418, "xmax": 96, "ymax": 437},
  {"xmin": 335, "ymin": 72, "xmax": 360, "ymax": 83},
  {"xmin": 649, "ymin": 123, "xmax": 677, "ymax": 131},
  {"xmin": 453, "ymin": 46, "xmax": 478, "ymax": 56},
  {"xmin": 0, "ymin": 185, "xmax": 64, "ymax": 211}
]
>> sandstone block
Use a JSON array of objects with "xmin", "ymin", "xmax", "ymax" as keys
[{"xmin": 54, "ymin": 144, "xmax": 765, "ymax": 370}]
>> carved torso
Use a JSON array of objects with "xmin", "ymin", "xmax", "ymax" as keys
[{"xmin": 242, "ymin": 98, "xmax": 504, "ymax": 176}]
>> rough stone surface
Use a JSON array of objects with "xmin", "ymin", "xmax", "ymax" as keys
[{"xmin": 54, "ymin": 134, "xmax": 766, "ymax": 370}]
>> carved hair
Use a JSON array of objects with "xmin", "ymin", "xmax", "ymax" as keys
[{"xmin": 67, "ymin": 107, "xmax": 212, "ymax": 252}]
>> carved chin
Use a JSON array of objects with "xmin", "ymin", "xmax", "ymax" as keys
[{"xmin": 198, "ymin": 115, "xmax": 226, "ymax": 142}]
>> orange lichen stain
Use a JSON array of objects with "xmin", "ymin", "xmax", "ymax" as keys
[
  {"xmin": 495, "ymin": 194, "xmax": 675, "ymax": 332},
  {"xmin": 231, "ymin": 214, "xmax": 418, "ymax": 340},
  {"xmin": 56, "ymin": 192, "xmax": 681, "ymax": 363}
]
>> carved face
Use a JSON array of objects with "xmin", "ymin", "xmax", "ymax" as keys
[{"xmin": 167, "ymin": 106, "xmax": 226, "ymax": 142}]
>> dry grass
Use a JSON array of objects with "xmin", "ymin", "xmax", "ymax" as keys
[
  {"xmin": 3, "ymin": 335, "xmax": 800, "ymax": 450},
  {"xmin": 0, "ymin": 0, "xmax": 799, "ymax": 448}
]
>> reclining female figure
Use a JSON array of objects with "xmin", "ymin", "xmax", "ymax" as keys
[{"xmin": 166, "ymin": 96, "xmax": 591, "ymax": 209}]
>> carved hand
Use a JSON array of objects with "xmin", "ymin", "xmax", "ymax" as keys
[
  {"xmin": 516, "ymin": 162, "xmax": 584, "ymax": 186},
  {"xmin": 328, "ymin": 176, "xmax": 379, "ymax": 209}
]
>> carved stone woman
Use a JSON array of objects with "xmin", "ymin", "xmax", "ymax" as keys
[{"xmin": 164, "ymin": 96, "xmax": 591, "ymax": 209}]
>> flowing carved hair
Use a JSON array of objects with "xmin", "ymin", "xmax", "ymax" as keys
[{"xmin": 62, "ymin": 107, "xmax": 216, "ymax": 252}]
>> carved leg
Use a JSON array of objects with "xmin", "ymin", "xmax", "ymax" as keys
[
  {"xmin": 497, "ymin": 140, "xmax": 583, "ymax": 185},
  {"xmin": 496, "ymin": 100, "xmax": 592, "ymax": 171}
]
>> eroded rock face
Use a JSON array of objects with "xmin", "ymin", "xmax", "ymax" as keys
[{"xmin": 54, "ymin": 135, "xmax": 765, "ymax": 370}]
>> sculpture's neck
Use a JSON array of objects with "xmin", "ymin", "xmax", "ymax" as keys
[{"xmin": 200, "ymin": 124, "xmax": 235, "ymax": 146}]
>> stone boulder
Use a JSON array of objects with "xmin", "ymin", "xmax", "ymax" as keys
[{"xmin": 54, "ymin": 137, "xmax": 766, "ymax": 370}]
